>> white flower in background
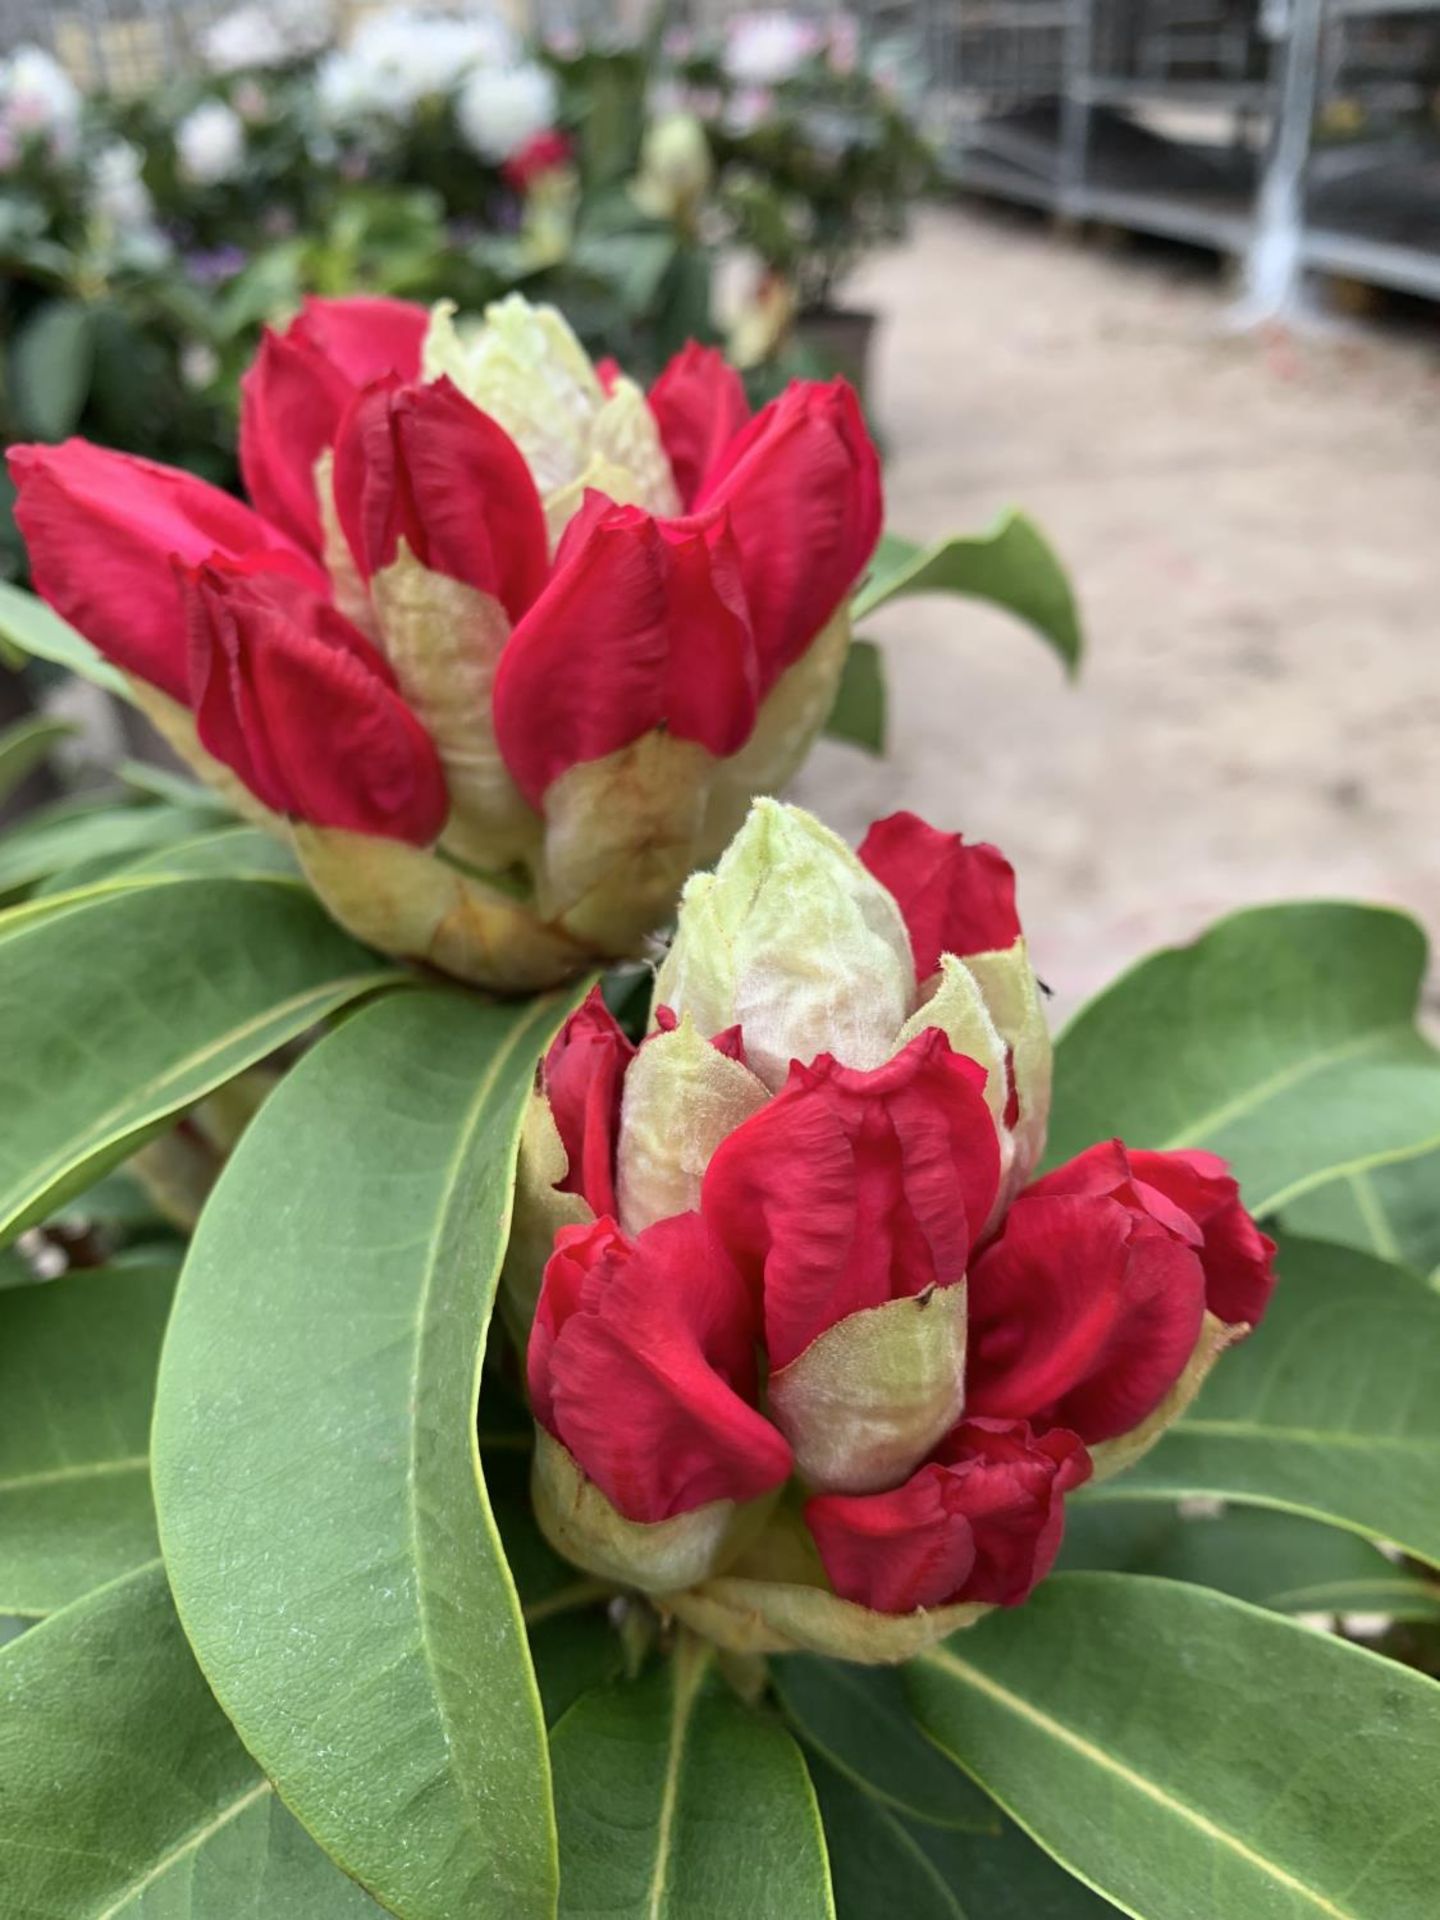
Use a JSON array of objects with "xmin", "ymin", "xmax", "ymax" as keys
[
  {"xmin": 319, "ymin": 7, "xmax": 517, "ymax": 126},
  {"xmin": 203, "ymin": 0, "xmax": 330, "ymax": 73},
  {"xmin": 88, "ymin": 139, "xmax": 154, "ymax": 229},
  {"xmin": 456, "ymin": 61, "xmax": 557, "ymax": 163},
  {"xmin": 176, "ymin": 99, "xmax": 247, "ymax": 185},
  {"xmin": 0, "ymin": 45, "xmax": 83, "ymax": 157},
  {"xmin": 723, "ymin": 12, "xmax": 824, "ymax": 86},
  {"xmin": 632, "ymin": 113, "xmax": 712, "ymax": 222}
]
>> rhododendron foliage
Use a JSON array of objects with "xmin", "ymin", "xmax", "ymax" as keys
[
  {"xmin": 8, "ymin": 295, "xmax": 880, "ymax": 989},
  {"xmin": 511, "ymin": 801, "xmax": 1275, "ymax": 1657}
]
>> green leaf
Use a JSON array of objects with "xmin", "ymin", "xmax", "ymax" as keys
[
  {"xmin": 0, "ymin": 579, "xmax": 128, "ymax": 694},
  {"xmin": 852, "ymin": 515, "xmax": 1082, "ymax": 671},
  {"xmin": 809, "ymin": 1756, "xmax": 965, "ymax": 1920},
  {"xmin": 811, "ymin": 1757, "xmax": 1117, "ymax": 1920},
  {"xmin": 0, "ymin": 714, "xmax": 71, "ymax": 806},
  {"xmin": 0, "ymin": 875, "xmax": 404, "ymax": 1244},
  {"xmin": 1047, "ymin": 903, "xmax": 1440, "ymax": 1212},
  {"xmin": 1087, "ymin": 1236, "xmax": 1440, "ymax": 1568},
  {"xmin": 0, "ymin": 1563, "xmax": 382, "ymax": 1916},
  {"xmin": 551, "ymin": 1641, "xmax": 835, "ymax": 1919},
  {"xmin": 120, "ymin": 823, "xmax": 302, "ymax": 883},
  {"xmin": 905, "ymin": 1811, "xmax": 1121, "ymax": 1917},
  {"xmin": 11, "ymin": 298, "xmax": 95, "ymax": 439},
  {"xmin": 822, "ymin": 638, "xmax": 886, "ymax": 752},
  {"xmin": 0, "ymin": 799, "xmax": 217, "ymax": 897},
  {"xmin": 909, "ymin": 1573, "xmax": 1440, "ymax": 1920},
  {"xmin": 1283, "ymin": 1149, "xmax": 1440, "ymax": 1285},
  {"xmin": 773, "ymin": 1656, "xmax": 997, "ymax": 1830},
  {"xmin": 1059, "ymin": 1498, "xmax": 1440, "ymax": 1622},
  {"xmin": 0, "ymin": 1260, "xmax": 175, "ymax": 1617},
  {"xmin": 153, "ymin": 987, "xmax": 582, "ymax": 1920}
]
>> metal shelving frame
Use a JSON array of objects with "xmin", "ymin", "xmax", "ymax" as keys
[{"xmin": 927, "ymin": 0, "xmax": 1440, "ymax": 314}]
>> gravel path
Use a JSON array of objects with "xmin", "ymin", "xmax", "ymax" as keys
[{"xmin": 796, "ymin": 203, "xmax": 1440, "ymax": 1024}]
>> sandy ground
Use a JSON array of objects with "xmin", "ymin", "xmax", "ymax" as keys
[{"xmin": 794, "ymin": 203, "xmax": 1440, "ymax": 1026}]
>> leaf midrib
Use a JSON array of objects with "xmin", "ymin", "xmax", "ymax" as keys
[
  {"xmin": 408, "ymin": 994, "xmax": 563, "ymax": 1872},
  {"xmin": 92, "ymin": 1779, "xmax": 271, "ymax": 1919},
  {"xmin": 1156, "ymin": 1025, "xmax": 1413, "ymax": 1151},
  {"xmin": 919, "ymin": 1645, "xmax": 1357, "ymax": 1918},
  {"xmin": 0, "ymin": 1454, "xmax": 148, "ymax": 1496},
  {"xmin": 646, "ymin": 1641, "xmax": 709, "ymax": 1920},
  {"xmin": 0, "ymin": 969, "xmax": 399, "ymax": 1226}
]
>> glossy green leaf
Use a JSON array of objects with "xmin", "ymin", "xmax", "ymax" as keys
[
  {"xmin": 121, "ymin": 823, "xmax": 301, "ymax": 882},
  {"xmin": 1283, "ymin": 1149, "xmax": 1440, "ymax": 1286},
  {"xmin": 12, "ymin": 298, "xmax": 95, "ymax": 439},
  {"xmin": 0, "ymin": 800, "xmax": 217, "ymax": 897},
  {"xmin": 1088, "ymin": 1236, "xmax": 1440, "ymax": 1567},
  {"xmin": 0, "ymin": 874, "xmax": 404, "ymax": 1244},
  {"xmin": 909, "ymin": 1573, "xmax": 1440, "ymax": 1920},
  {"xmin": 905, "ymin": 1811, "xmax": 1121, "ymax": 1918},
  {"xmin": 551, "ymin": 1641, "xmax": 834, "ymax": 1920},
  {"xmin": 0, "ymin": 1261, "xmax": 175, "ymax": 1616},
  {"xmin": 1058, "ymin": 1498, "xmax": 1440, "ymax": 1622},
  {"xmin": 153, "ymin": 987, "xmax": 582, "ymax": 1920},
  {"xmin": 773, "ymin": 1656, "xmax": 997, "ymax": 1830},
  {"xmin": 0, "ymin": 1562, "xmax": 382, "ymax": 1916},
  {"xmin": 0, "ymin": 714, "xmax": 70, "ymax": 806},
  {"xmin": 809, "ymin": 1757, "xmax": 965, "ymax": 1920},
  {"xmin": 852, "ymin": 515, "xmax": 1081, "ymax": 671},
  {"xmin": 1047, "ymin": 903, "xmax": 1440, "ymax": 1212},
  {"xmin": 0, "ymin": 579, "xmax": 128, "ymax": 694},
  {"xmin": 823, "ymin": 638, "xmax": 886, "ymax": 752},
  {"xmin": 812, "ymin": 1757, "xmax": 1117, "ymax": 1920}
]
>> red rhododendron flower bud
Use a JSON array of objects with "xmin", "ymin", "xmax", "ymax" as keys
[
  {"xmin": 703, "ymin": 1031, "xmax": 1000, "ymax": 1370},
  {"xmin": 502, "ymin": 128, "xmax": 572, "ymax": 191},
  {"xmin": 7, "ymin": 440, "xmax": 313, "ymax": 704},
  {"xmin": 332, "ymin": 375, "xmax": 549, "ymax": 621},
  {"xmin": 858, "ymin": 810, "xmax": 1022, "ymax": 980},
  {"xmin": 179, "ymin": 555, "xmax": 448, "ymax": 843},
  {"xmin": 239, "ymin": 294, "xmax": 428, "ymax": 560},
  {"xmin": 694, "ymin": 377, "xmax": 882, "ymax": 685},
  {"xmin": 965, "ymin": 1191, "xmax": 1208, "ymax": 1443},
  {"xmin": 541, "ymin": 987, "xmax": 635, "ymax": 1220},
  {"xmin": 507, "ymin": 800, "xmax": 1272, "ymax": 1659},
  {"xmin": 527, "ymin": 1213, "xmax": 792, "ymax": 1523},
  {"xmin": 1028, "ymin": 1139, "xmax": 1278, "ymax": 1330},
  {"xmin": 806, "ymin": 1419, "xmax": 1091, "ymax": 1612},
  {"xmin": 648, "ymin": 341, "xmax": 752, "ymax": 509},
  {"xmin": 8, "ymin": 299, "xmax": 884, "ymax": 991}
]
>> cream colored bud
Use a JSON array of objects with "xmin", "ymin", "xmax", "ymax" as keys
[{"xmin": 654, "ymin": 798, "xmax": 915, "ymax": 1091}]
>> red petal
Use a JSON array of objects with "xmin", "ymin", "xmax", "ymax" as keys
[
  {"xmin": 7, "ymin": 440, "xmax": 311, "ymax": 704},
  {"xmin": 294, "ymin": 295, "xmax": 428, "ymax": 386},
  {"xmin": 1129, "ymin": 1149, "xmax": 1277, "ymax": 1327},
  {"xmin": 648, "ymin": 342, "xmax": 752, "ymax": 509},
  {"xmin": 542, "ymin": 986, "xmax": 636, "ymax": 1218},
  {"xmin": 239, "ymin": 324, "xmax": 355, "ymax": 560},
  {"xmin": 527, "ymin": 1213, "xmax": 793, "ymax": 1523},
  {"xmin": 493, "ymin": 502, "xmax": 759, "ymax": 806},
  {"xmin": 858, "ymin": 812, "xmax": 1021, "ymax": 975},
  {"xmin": 1028, "ymin": 1140, "xmax": 1276, "ymax": 1330},
  {"xmin": 179, "ymin": 556, "xmax": 447, "ymax": 842},
  {"xmin": 806, "ymin": 1417, "xmax": 1091, "ymax": 1613},
  {"xmin": 695, "ymin": 377, "xmax": 882, "ymax": 689},
  {"xmin": 966, "ymin": 1192, "xmax": 1207, "ymax": 1443},
  {"xmin": 332, "ymin": 376, "xmax": 548, "ymax": 621},
  {"xmin": 702, "ymin": 1030, "xmax": 1001, "ymax": 1371}
]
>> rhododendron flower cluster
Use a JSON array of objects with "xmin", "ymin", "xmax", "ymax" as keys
[
  {"xmin": 9, "ymin": 295, "xmax": 880, "ymax": 990},
  {"xmin": 510, "ymin": 801, "xmax": 1276, "ymax": 1660}
]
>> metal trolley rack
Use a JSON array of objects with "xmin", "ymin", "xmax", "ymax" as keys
[{"xmin": 925, "ymin": 0, "xmax": 1440, "ymax": 311}]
